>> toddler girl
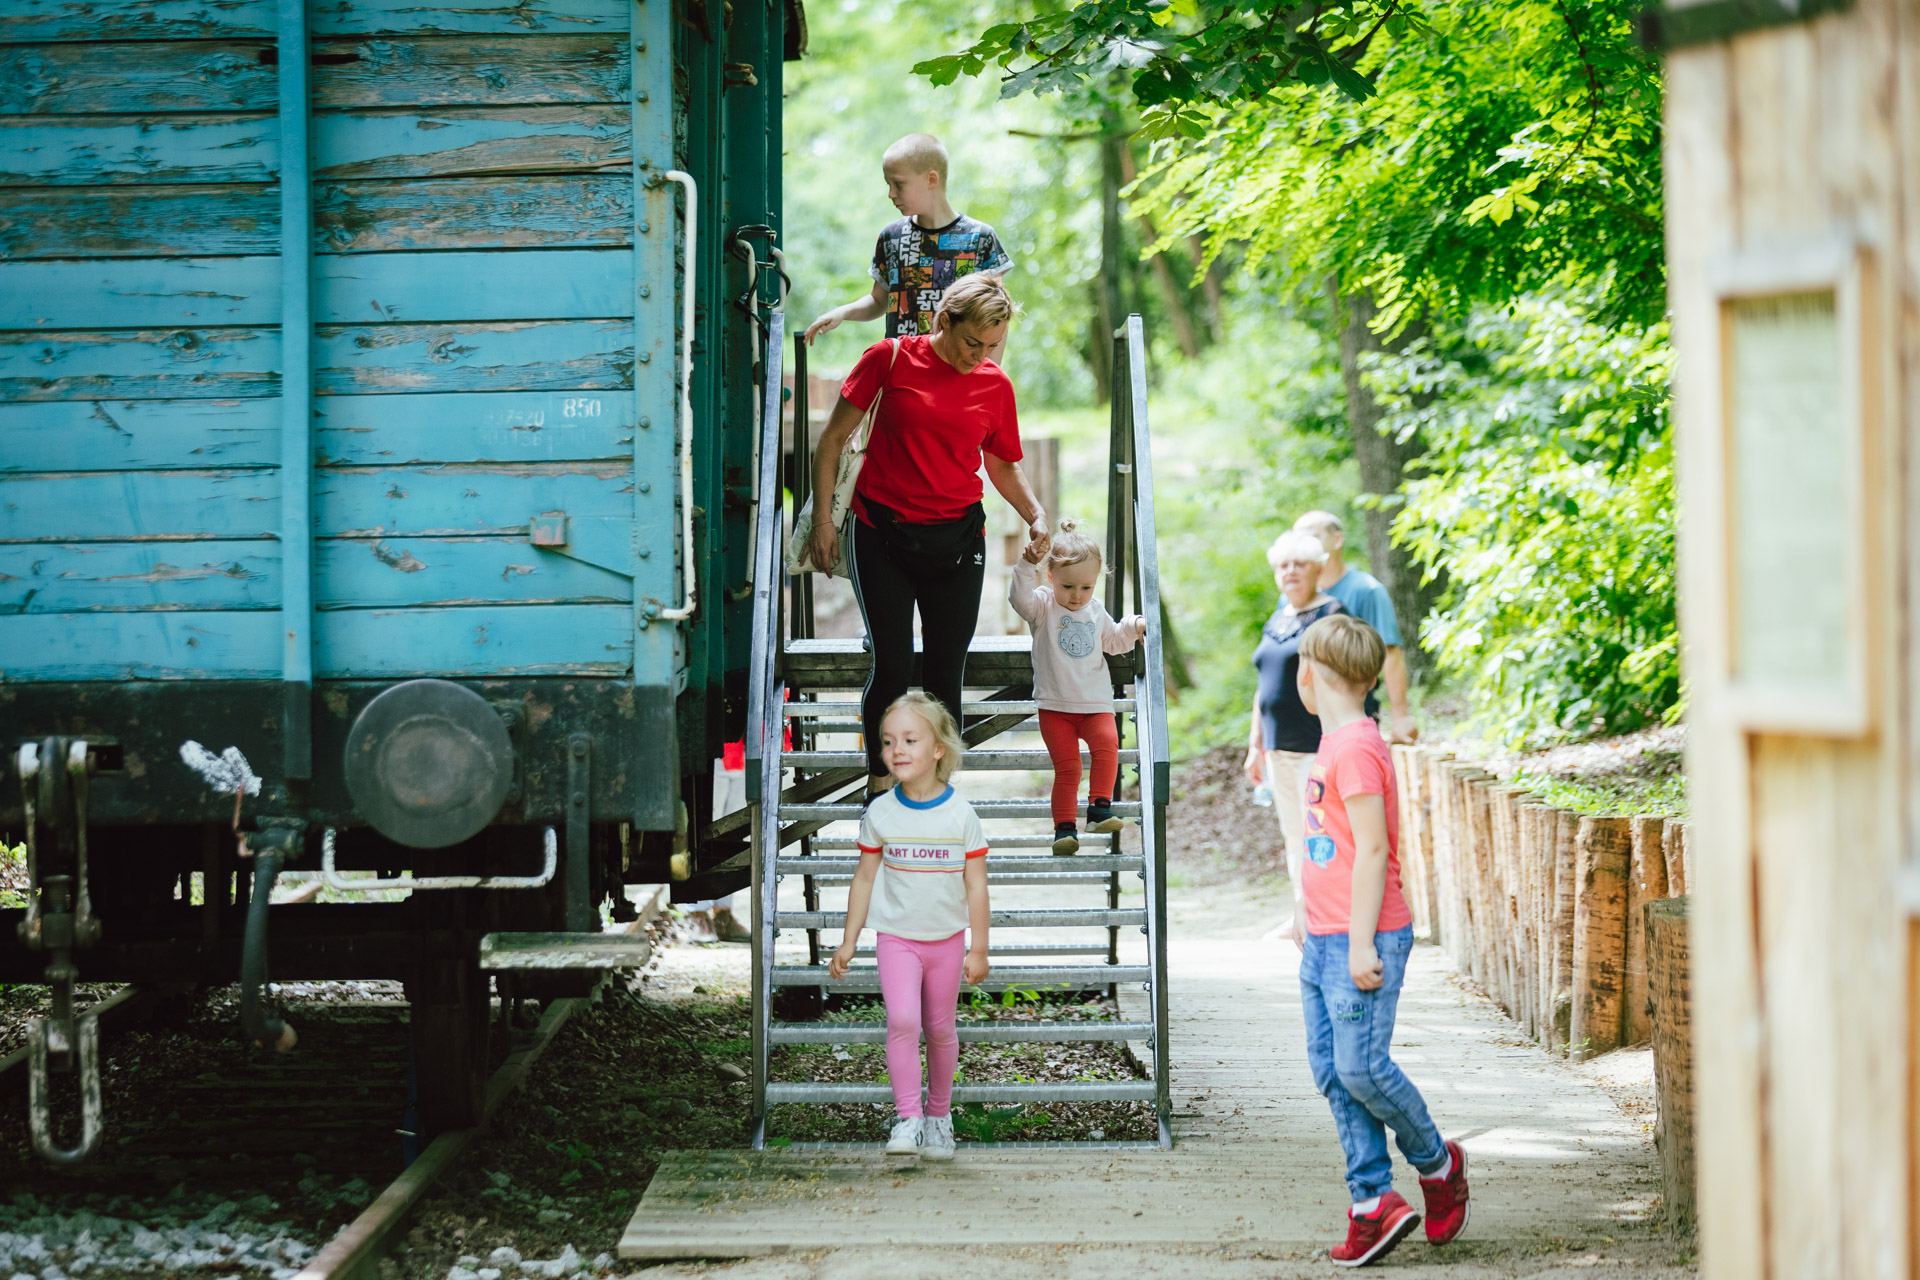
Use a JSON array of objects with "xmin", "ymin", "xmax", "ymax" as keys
[
  {"xmin": 827, "ymin": 692, "xmax": 990, "ymax": 1160},
  {"xmin": 1009, "ymin": 520, "xmax": 1147, "ymax": 855}
]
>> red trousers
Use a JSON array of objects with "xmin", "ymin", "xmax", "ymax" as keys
[{"xmin": 1037, "ymin": 709, "xmax": 1120, "ymax": 826}]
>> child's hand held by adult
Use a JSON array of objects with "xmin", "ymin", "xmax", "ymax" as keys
[{"xmin": 964, "ymin": 947, "xmax": 990, "ymax": 985}]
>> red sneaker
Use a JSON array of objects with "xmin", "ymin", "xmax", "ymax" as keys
[
  {"xmin": 1329, "ymin": 1190, "xmax": 1421, "ymax": 1267},
  {"xmin": 1417, "ymin": 1139, "xmax": 1471, "ymax": 1244}
]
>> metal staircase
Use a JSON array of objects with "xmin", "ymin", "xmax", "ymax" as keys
[{"xmin": 742, "ymin": 314, "xmax": 1173, "ymax": 1147}]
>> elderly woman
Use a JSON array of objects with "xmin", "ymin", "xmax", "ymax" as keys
[
  {"xmin": 805, "ymin": 274, "xmax": 1049, "ymax": 800},
  {"xmin": 1244, "ymin": 528, "xmax": 1346, "ymax": 917}
]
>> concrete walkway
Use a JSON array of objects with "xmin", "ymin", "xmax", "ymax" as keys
[{"xmin": 619, "ymin": 868, "xmax": 1688, "ymax": 1276}]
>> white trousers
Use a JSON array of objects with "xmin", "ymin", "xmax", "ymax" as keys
[{"xmin": 1265, "ymin": 749, "xmax": 1317, "ymax": 912}]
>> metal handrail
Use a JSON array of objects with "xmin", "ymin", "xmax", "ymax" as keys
[
  {"xmin": 1112, "ymin": 315, "xmax": 1174, "ymax": 1146},
  {"xmin": 744, "ymin": 312, "xmax": 787, "ymax": 1149}
]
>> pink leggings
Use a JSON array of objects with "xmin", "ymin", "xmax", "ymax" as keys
[
  {"xmin": 875, "ymin": 931, "xmax": 965, "ymax": 1118},
  {"xmin": 1037, "ymin": 709, "xmax": 1120, "ymax": 826}
]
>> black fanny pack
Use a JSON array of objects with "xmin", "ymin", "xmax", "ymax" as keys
[{"xmin": 864, "ymin": 498, "xmax": 986, "ymax": 569}]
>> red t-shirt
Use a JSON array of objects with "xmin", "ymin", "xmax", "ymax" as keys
[
  {"xmin": 1300, "ymin": 719, "xmax": 1412, "ymax": 937},
  {"xmin": 839, "ymin": 336, "xmax": 1022, "ymax": 524}
]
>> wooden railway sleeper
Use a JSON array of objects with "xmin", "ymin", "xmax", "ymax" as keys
[{"xmin": 16, "ymin": 738, "xmax": 107, "ymax": 1163}]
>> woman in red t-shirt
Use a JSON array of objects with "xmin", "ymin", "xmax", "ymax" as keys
[{"xmin": 804, "ymin": 274, "xmax": 1051, "ymax": 796}]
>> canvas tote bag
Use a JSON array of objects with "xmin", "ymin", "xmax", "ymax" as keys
[{"xmin": 785, "ymin": 338, "xmax": 898, "ymax": 579}]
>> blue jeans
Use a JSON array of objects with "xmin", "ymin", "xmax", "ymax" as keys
[{"xmin": 1299, "ymin": 924, "xmax": 1447, "ymax": 1201}]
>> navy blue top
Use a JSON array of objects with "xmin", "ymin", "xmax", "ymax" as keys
[{"xmin": 1252, "ymin": 598, "xmax": 1345, "ymax": 753}]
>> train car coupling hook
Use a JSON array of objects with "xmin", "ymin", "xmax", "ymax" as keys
[{"xmin": 16, "ymin": 737, "xmax": 107, "ymax": 1163}]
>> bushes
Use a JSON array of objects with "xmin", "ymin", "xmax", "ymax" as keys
[{"xmin": 1376, "ymin": 296, "xmax": 1678, "ymax": 745}]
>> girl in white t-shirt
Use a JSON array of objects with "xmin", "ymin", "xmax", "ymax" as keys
[
  {"xmin": 827, "ymin": 692, "xmax": 990, "ymax": 1160},
  {"xmin": 1009, "ymin": 521, "xmax": 1147, "ymax": 855}
]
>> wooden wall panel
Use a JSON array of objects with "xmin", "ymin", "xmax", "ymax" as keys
[
  {"xmin": 0, "ymin": 0, "xmax": 628, "ymax": 42},
  {"xmin": 1669, "ymin": 2, "xmax": 1914, "ymax": 1275}
]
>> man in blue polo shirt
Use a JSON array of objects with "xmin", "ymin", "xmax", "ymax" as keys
[{"xmin": 1294, "ymin": 511, "xmax": 1418, "ymax": 745}]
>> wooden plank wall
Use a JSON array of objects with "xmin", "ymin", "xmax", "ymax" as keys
[
  {"xmin": 0, "ymin": 0, "xmax": 650, "ymax": 679},
  {"xmin": 1663, "ymin": 4, "xmax": 1914, "ymax": 1276}
]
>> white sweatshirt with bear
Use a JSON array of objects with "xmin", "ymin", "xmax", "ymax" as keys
[{"xmin": 1008, "ymin": 559, "xmax": 1148, "ymax": 714}]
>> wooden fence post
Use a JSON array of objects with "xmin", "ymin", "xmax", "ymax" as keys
[
  {"xmin": 1661, "ymin": 816, "xmax": 1688, "ymax": 896},
  {"xmin": 1550, "ymin": 808, "xmax": 1578, "ymax": 1055},
  {"xmin": 1646, "ymin": 896, "xmax": 1695, "ymax": 1235},
  {"xmin": 1522, "ymin": 801, "xmax": 1552, "ymax": 1045},
  {"xmin": 1391, "ymin": 745, "xmax": 1431, "ymax": 939},
  {"xmin": 1461, "ymin": 772, "xmax": 1497, "ymax": 989},
  {"xmin": 1570, "ymin": 815, "xmax": 1632, "ymax": 1061},
  {"xmin": 1623, "ymin": 815, "xmax": 1670, "ymax": 1045},
  {"xmin": 1487, "ymin": 786, "xmax": 1518, "ymax": 1017},
  {"xmin": 1425, "ymin": 753, "xmax": 1460, "ymax": 959}
]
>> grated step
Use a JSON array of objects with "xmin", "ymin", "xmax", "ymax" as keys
[
  {"xmin": 778, "ymin": 908, "xmax": 1145, "ymax": 930},
  {"xmin": 846, "ymin": 942, "xmax": 1117, "ymax": 958},
  {"xmin": 772, "ymin": 964, "xmax": 1146, "ymax": 991},
  {"xmin": 766, "ymin": 1080, "xmax": 1156, "ymax": 1105},
  {"xmin": 786, "ymin": 699, "xmax": 1133, "ymax": 717},
  {"xmin": 775, "ymin": 854, "xmax": 1139, "ymax": 876},
  {"xmin": 770, "ymin": 1020, "xmax": 1152, "ymax": 1045},
  {"xmin": 807, "ymin": 835, "xmax": 1115, "ymax": 851},
  {"xmin": 783, "ymin": 749, "xmax": 1139, "ymax": 771},
  {"xmin": 781, "ymin": 798, "xmax": 1142, "ymax": 822}
]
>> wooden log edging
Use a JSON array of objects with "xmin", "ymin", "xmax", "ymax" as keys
[
  {"xmin": 1646, "ymin": 896, "xmax": 1695, "ymax": 1235},
  {"xmin": 1392, "ymin": 748, "xmax": 1689, "ymax": 1060}
]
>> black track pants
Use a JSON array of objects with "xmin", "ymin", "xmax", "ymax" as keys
[{"xmin": 849, "ymin": 516, "xmax": 986, "ymax": 777}]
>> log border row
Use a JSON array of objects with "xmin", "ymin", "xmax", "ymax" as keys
[{"xmin": 1391, "ymin": 746, "xmax": 1690, "ymax": 1060}]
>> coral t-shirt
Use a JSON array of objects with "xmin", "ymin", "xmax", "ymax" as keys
[
  {"xmin": 1300, "ymin": 719, "xmax": 1412, "ymax": 937},
  {"xmin": 840, "ymin": 336, "xmax": 1022, "ymax": 525}
]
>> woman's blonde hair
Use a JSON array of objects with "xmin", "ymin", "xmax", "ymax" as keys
[
  {"xmin": 882, "ymin": 691, "xmax": 964, "ymax": 784},
  {"xmin": 1046, "ymin": 518, "xmax": 1105, "ymax": 574},
  {"xmin": 936, "ymin": 271, "xmax": 1020, "ymax": 331}
]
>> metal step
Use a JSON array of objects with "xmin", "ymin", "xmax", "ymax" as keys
[
  {"xmin": 765, "ymin": 1080, "xmax": 1156, "ymax": 1105},
  {"xmin": 769, "ymin": 1020, "xmax": 1152, "ymax": 1045},
  {"xmin": 771, "ymin": 964, "xmax": 1147, "ymax": 991},
  {"xmin": 781, "ymin": 798, "xmax": 1143, "ymax": 822},
  {"xmin": 782, "ymin": 749, "xmax": 1139, "ymax": 771},
  {"xmin": 846, "ymin": 942, "xmax": 1118, "ymax": 958},
  {"xmin": 787, "ymin": 699, "xmax": 1133, "ymax": 718},
  {"xmin": 775, "ymin": 854, "xmax": 1139, "ymax": 876},
  {"xmin": 777, "ymin": 908, "xmax": 1145, "ymax": 931},
  {"xmin": 478, "ymin": 931, "xmax": 652, "ymax": 970},
  {"xmin": 790, "ymin": 872, "xmax": 1135, "ymax": 888},
  {"xmin": 807, "ymin": 835, "xmax": 1115, "ymax": 851}
]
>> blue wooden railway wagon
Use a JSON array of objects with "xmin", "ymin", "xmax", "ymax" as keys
[{"xmin": 0, "ymin": 0, "xmax": 796, "ymax": 1155}]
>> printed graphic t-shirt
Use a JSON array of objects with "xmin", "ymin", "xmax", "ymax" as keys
[
  {"xmin": 1300, "ymin": 719, "xmax": 1412, "ymax": 937},
  {"xmin": 840, "ymin": 335, "xmax": 1022, "ymax": 524},
  {"xmin": 869, "ymin": 214, "xmax": 1014, "ymax": 339},
  {"xmin": 857, "ymin": 785, "xmax": 989, "ymax": 941},
  {"xmin": 1007, "ymin": 559, "xmax": 1146, "ymax": 713}
]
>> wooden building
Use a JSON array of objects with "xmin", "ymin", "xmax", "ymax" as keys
[{"xmin": 1662, "ymin": 0, "xmax": 1918, "ymax": 1273}]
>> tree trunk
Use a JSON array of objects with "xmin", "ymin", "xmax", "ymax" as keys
[
  {"xmin": 1090, "ymin": 106, "xmax": 1125, "ymax": 404},
  {"xmin": 1116, "ymin": 144, "xmax": 1200, "ymax": 359},
  {"xmin": 1327, "ymin": 283, "xmax": 1443, "ymax": 673}
]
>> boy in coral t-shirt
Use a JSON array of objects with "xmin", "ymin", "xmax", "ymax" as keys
[{"xmin": 1294, "ymin": 615, "xmax": 1471, "ymax": 1266}]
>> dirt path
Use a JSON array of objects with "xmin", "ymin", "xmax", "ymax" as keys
[{"xmin": 617, "ymin": 863, "xmax": 1693, "ymax": 1277}]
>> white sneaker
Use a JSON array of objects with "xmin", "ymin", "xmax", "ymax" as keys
[
  {"xmin": 885, "ymin": 1116, "xmax": 924, "ymax": 1154},
  {"xmin": 920, "ymin": 1113, "xmax": 956, "ymax": 1160}
]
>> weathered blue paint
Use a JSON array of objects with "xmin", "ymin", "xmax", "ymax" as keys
[
  {"xmin": 316, "ymin": 391, "xmax": 634, "ymax": 465},
  {"xmin": 0, "ymin": 542, "xmax": 281, "ymax": 614},
  {"xmin": 280, "ymin": 0, "xmax": 315, "ymax": 775},
  {"xmin": 0, "ymin": 249, "xmax": 635, "ymax": 329},
  {"xmin": 315, "ymin": 537, "xmax": 632, "ymax": 607},
  {"xmin": 0, "ymin": 35, "xmax": 628, "ymax": 116},
  {"xmin": 0, "ymin": 611, "xmax": 282, "ymax": 680},
  {"xmin": 0, "ymin": 106, "xmax": 629, "ymax": 187},
  {"xmin": 0, "ymin": 470, "xmax": 280, "ymax": 542},
  {"xmin": 0, "ymin": 177, "xmax": 633, "ymax": 260},
  {"xmin": 0, "ymin": 319, "xmax": 633, "ymax": 401},
  {"xmin": 0, "ymin": 537, "xmax": 636, "ymax": 614},
  {"xmin": 0, "ymin": 0, "xmax": 627, "ymax": 43},
  {"xmin": 0, "ymin": 602, "xmax": 633, "ymax": 680},
  {"xmin": 0, "ymin": 465, "xmax": 632, "ymax": 542},
  {"xmin": 0, "ymin": 400, "xmax": 276, "ymax": 473},
  {"xmin": 632, "ymin": 0, "xmax": 677, "ymax": 685}
]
